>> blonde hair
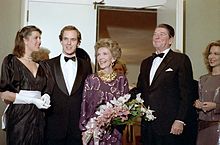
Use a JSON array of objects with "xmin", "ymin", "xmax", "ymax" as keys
[
  {"xmin": 95, "ymin": 38, "xmax": 122, "ymax": 61},
  {"xmin": 203, "ymin": 40, "xmax": 220, "ymax": 72}
]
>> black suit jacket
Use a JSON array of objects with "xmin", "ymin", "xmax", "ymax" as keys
[
  {"xmin": 137, "ymin": 50, "xmax": 194, "ymax": 135},
  {"xmin": 45, "ymin": 55, "xmax": 92, "ymax": 140}
]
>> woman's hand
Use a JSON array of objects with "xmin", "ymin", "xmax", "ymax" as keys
[
  {"xmin": 0, "ymin": 91, "xmax": 16, "ymax": 104},
  {"xmin": 194, "ymin": 99, "xmax": 216, "ymax": 112},
  {"xmin": 194, "ymin": 99, "xmax": 203, "ymax": 109},
  {"xmin": 201, "ymin": 102, "xmax": 216, "ymax": 112}
]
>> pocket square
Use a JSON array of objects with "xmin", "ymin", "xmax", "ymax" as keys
[{"xmin": 165, "ymin": 68, "xmax": 173, "ymax": 72}]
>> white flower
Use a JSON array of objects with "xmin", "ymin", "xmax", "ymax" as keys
[
  {"xmin": 144, "ymin": 106, "xmax": 156, "ymax": 121},
  {"xmin": 128, "ymin": 104, "xmax": 134, "ymax": 110},
  {"xmin": 110, "ymin": 97, "xmax": 121, "ymax": 106},
  {"xmin": 136, "ymin": 93, "xmax": 144, "ymax": 103},
  {"xmin": 95, "ymin": 102, "xmax": 113, "ymax": 115},
  {"xmin": 85, "ymin": 93, "xmax": 156, "ymax": 144},
  {"xmin": 145, "ymin": 113, "xmax": 156, "ymax": 121},
  {"xmin": 141, "ymin": 106, "xmax": 146, "ymax": 113},
  {"xmin": 117, "ymin": 94, "xmax": 131, "ymax": 104}
]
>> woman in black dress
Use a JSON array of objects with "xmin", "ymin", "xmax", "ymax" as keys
[{"xmin": 0, "ymin": 25, "xmax": 54, "ymax": 145}]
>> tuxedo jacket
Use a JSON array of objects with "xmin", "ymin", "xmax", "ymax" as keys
[
  {"xmin": 45, "ymin": 55, "xmax": 92, "ymax": 140},
  {"xmin": 137, "ymin": 50, "xmax": 194, "ymax": 135}
]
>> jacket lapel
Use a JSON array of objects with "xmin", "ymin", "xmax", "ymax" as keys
[
  {"xmin": 151, "ymin": 50, "xmax": 173, "ymax": 85},
  {"xmin": 53, "ymin": 56, "xmax": 69, "ymax": 95},
  {"xmin": 70, "ymin": 58, "xmax": 84, "ymax": 95}
]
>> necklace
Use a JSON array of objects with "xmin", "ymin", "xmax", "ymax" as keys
[
  {"xmin": 97, "ymin": 70, "xmax": 117, "ymax": 82},
  {"xmin": 23, "ymin": 56, "xmax": 33, "ymax": 62}
]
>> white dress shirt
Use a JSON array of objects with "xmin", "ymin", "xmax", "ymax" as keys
[
  {"xmin": 60, "ymin": 54, "xmax": 78, "ymax": 95},
  {"xmin": 149, "ymin": 48, "xmax": 170, "ymax": 85}
]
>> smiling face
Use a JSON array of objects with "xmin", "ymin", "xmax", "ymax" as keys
[
  {"xmin": 97, "ymin": 47, "xmax": 115, "ymax": 72},
  {"xmin": 208, "ymin": 45, "xmax": 220, "ymax": 68},
  {"xmin": 152, "ymin": 27, "xmax": 173, "ymax": 52},
  {"xmin": 23, "ymin": 31, "xmax": 41, "ymax": 54},
  {"xmin": 60, "ymin": 30, "xmax": 79, "ymax": 56}
]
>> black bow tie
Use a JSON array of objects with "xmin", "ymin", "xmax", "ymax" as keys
[
  {"xmin": 64, "ymin": 56, "xmax": 76, "ymax": 62},
  {"xmin": 152, "ymin": 53, "xmax": 164, "ymax": 59}
]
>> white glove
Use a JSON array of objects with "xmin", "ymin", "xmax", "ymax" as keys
[
  {"xmin": 41, "ymin": 94, "xmax": 51, "ymax": 107},
  {"xmin": 32, "ymin": 97, "xmax": 50, "ymax": 109},
  {"xmin": 14, "ymin": 93, "xmax": 50, "ymax": 109}
]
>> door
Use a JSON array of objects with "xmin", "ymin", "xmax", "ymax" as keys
[{"xmin": 26, "ymin": 0, "xmax": 97, "ymax": 63}]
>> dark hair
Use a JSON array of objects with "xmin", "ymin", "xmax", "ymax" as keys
[
  {"xmin": 59, "ymin": 25, "xmax": 81, "ymax": 44},
  {"xmin": 13, "ymin": 25, "xmax": 42, "ymax": 58},
  {"xmin": 157, "ymin": 23, "xmax": 175, "ymax": 38},
  {"xmin": 203, "ymin": 40, "xmax": 220, "ymax": 72}
]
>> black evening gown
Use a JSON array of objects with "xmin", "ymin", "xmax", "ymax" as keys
[{"xmin": 0, "ymin": 54, "xmax": 54, "ymax": 145}]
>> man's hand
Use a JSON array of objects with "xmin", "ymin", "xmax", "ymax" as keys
[{"xmin": 170, "ymin": 120, "xmax": 184, "ymax": 135}]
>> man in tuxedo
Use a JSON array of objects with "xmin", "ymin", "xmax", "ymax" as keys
[
  {"xmin": 45, "ymin": 25, "xmax": 92, "ymax": 145},
  {"xmin": 136, "ymin": 24, "xmax": 194, "ymax": 145}
]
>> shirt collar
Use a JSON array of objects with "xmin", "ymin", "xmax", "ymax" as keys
[{"xmin": 155, "ymin": 48, "xmax": 170, "ymax": 58}]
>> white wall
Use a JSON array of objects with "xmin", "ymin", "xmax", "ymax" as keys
[
  {"xmin": 157, "ymin": 0, "xmax": 179, "ymax": 51},
  {"xmin": 27, "ymin": 1, "xmax": 97, "ymax": 67},
  {"xmin": 185, "ymin": 0, "xmax": 220, "ymax": 80},
  {"xmin": 0, "ymin": 0, "xmax": 23, "ymax": 144}
]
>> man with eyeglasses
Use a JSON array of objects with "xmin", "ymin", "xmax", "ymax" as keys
[{"xmin": 132, "ymin": 23, "xmax": 194, "ymax": 145}]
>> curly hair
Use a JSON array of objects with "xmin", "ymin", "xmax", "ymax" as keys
[
  {"xmin": 203, "ymin": 40, "xmax": 220, "ymax": 72},
  {"xmin": 95, "ymin": 38, "xmax": 122, "ymax": 61}
]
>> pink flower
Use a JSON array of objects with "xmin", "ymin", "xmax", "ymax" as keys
[{"xmin": 84, "ymin": 93, "xmax": 156, "ymax": 144}]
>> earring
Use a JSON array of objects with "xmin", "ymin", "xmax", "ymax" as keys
[{"xmin": 112, "ymin": 61, "xmax": 115, "ymax": 67}]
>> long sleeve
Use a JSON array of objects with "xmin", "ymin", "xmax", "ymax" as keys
[
  {"xmin": 79, "ymin": 75, "xmax": 101, "ymax": 131},
  {"xmin": 0, "ymin": 54, "xmax": 18, "ymax": 92}
]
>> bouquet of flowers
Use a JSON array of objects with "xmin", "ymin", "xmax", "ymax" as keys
[{"xmin": 83, "ymin": 93, "xmax": 156, "ymax": 145}]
